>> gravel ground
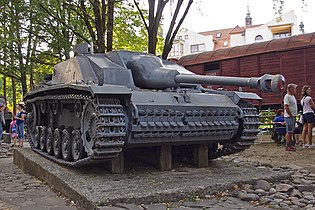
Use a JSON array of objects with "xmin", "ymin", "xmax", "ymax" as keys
[
  {"xmin": 3, "ymin": 136, "xmax": 315, "ymax": 209},
  {"xmin": 228, "ymin": 138, "xmax": 315, "ymax": 173}
]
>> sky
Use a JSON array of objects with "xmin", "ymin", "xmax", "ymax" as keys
[{"xmin": 164, "ymin": 0, "xmax": 315, "ymax": 34}]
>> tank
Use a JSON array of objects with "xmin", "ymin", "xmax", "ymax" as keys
[{"xmin": 24, "ymin": 46, "xmax": 285, "ymax": 167}]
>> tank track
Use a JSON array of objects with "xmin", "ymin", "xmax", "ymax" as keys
[
  {"xmin": 26, "ymin": 96, "xmax": 258, "ymax": 166},
  {"xmin": 208, "ymin": 101, "xmax": 260, "ymax": 159},
  {"xmin": 26, "ymin": 94, "xmax": 126, "ymax": 167}
]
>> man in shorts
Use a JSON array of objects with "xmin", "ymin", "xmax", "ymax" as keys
[{"xmin": 283, "ymin": 83, "xmax": 298, "ymax": 151}]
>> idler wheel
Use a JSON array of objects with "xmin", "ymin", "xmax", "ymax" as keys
[
  {"xmin": 34, "ymin": 126, "xmax": 41, "ymax": 149},
  {"xmin": 46, "ymin": 127, "xmax": 54, "ymax": 155},
  {"xmin": 61, "ymin": 129, "xmax": 72, "ymax": 161},
  {"xmin": 71, "ymin": 129, "xmax": 84, "ymax": 161},
  {"xmin": 53, "ymin": 128, "xmax": 62, "ymax": 158},
  {"xmin": 40, "ymin": 126, "xmax": 47, "ymax": 152}
]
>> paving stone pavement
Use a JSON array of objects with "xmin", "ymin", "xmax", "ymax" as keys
[
  {"xmin": 3, "ymin": 141, "xmax": 313, "ymax": 210},
  {"xmin": 1, "ymin": 141, "xmax": 275, "ymax": 210},
  {"xmin": 0, "ymin": 142, "xmax": 78, "ymax": 210}
]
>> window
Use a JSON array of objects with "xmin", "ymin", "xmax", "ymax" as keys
[
  {"xmin": 223, "ymin": 41, "xmax": 229, "ymax": 47},
  {"xmin": 178, "ymin": 36, "xmax": 182, "ymax": 40},
  {"xmin": 216, "ymin": 33, "xmax": 222, "ymax": 38},
  {"xmin": 269, "ymin": 24, "xmax": 292, "ymax": 40},
  {"xmin": 185, "ymin": 35, "xmax": 189, "ymax": 40},
  {"xmin": 273, "ymin": 32, "xmax": 291, "ymax": 39},
  {"xmin": 191, "ymin": 45, "xmax": 198, "ymax": 53},
  {"xmin": 255, "ymin": 35, "xmax": 263, "ymax": 43},
  {"xmin": 204, "ymin": 62, "xmax": 220, "ymax": 72},
  {"xmin": 199, "ymin": 44, "xmax": 205, "ymax": 51},
  {"xmin": 190, "ymin": 44, "xmax": 205, "ymax": 53},
  {"xmin": 169, "ymin": 42, "xmax": 184, "ymax": 57}
]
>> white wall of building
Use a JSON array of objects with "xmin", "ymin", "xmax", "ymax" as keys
[
  {"xmin": 230, "ymin": 33, "xmax": 245, "ymax": 47},
  {"xmin": 168, "ymin": 28, "xmax": 213, "ymax": 59},
  {"xmin": 245, "ymin": 26, "xmax": 272, "ymax": 44},
  {"xmin": 170, "ymin": 10, "xmax": 299, "ymax": 58},
  {"xmin": 266, "ymin": 10, "xmax": 298, "ymax": 34},
  {"xmin": 251, "ymin": 10, "xmax": 297, "ymax": 45}
]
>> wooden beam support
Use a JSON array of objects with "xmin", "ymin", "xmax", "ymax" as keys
[
  {"xmin": 158, "ymin": 145, "xmax": 172, "ymax": 170},
  {"xmin": 110, "ymin": 151, "xmax": 124, "ymax": 174},
  {"xmin": 194, "ymin": 144, "xmax": 209, "ymax": 168}
]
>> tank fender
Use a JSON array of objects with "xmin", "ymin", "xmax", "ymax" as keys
[
  {"xmin": 201, "ymin": 88, "xmax": 261, "ymax": 104},
  {"xmin": 228, "ymin": 91, "xmax": 260, "ymax": 119},
  {"xmin": 88, "ymin": 85, "xmax": 131, "ymax": 96},
  {"xmin": 232, "ymin": 91, "xmax": 261, "ymax": 104}
]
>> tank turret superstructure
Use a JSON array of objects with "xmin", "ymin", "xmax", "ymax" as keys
[{"xmin": 24, "ymin": 49, "xmax": 285, "ymax": 168}]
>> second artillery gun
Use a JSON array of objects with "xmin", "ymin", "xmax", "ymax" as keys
[{"xmin": 24, "ymin": 47, "xmax": 285, "ymax": 170}]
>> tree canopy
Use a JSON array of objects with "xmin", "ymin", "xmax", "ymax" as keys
[
  {"xmin": 0, "ymin": 0, "xmax": 166, "ymax": 108},
  {"xmin": 1, "ymin": 0, "xmax": 307, "ymax": 109}
]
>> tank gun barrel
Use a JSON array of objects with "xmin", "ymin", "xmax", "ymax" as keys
[{"xmin": 174, "ymin": 74, "xmax": 285, "ymax": 93}]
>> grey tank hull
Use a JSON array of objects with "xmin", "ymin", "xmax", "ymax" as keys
[{"xmin": 23, "ymin": 50, "xmax": 282, "ymax": 167}]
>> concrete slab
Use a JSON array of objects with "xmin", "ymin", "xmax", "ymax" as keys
[{"xmin": 13, "ymin": 148, "xmax": 290, "ymax": 210}]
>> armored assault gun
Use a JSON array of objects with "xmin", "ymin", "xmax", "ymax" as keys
[{"xmin": 24, "ymin": 46, "xmax": 285, "ymax": 169}]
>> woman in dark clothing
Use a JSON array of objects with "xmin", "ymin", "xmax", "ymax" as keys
[{"xmin": 15, "ymin": 103, "xmax": 25, "ymax": 147}]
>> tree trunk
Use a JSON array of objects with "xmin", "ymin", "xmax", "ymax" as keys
[
  {"xmin": 3, "ymin": 0, "xmax": 8, "ymax": 103},
  {"xmin": 162, "ymin": 0, "xmax": 193, "ymax": 59},
  {"xmin": 29, "ymin": 37, "xmax": 38, "ymax": 91},
  {"xmin": 135, "ymin": 0, "xmax": 193, "ymax": 57},
  {"xmin": 106, "ymin": 0, "xmax": 115, "ymax": 52},
  {"xmin": 146, "ymin": 0, "xmax": 169, "ymax": 55},
  {"xmin": 3, "ymin": 76, "xmax": 7, "ymax": 103},
  {"xmin": 12, "ymin": 0, "xmax": 27, "ymax": 96},
  {"xmin": 20, "ymin": 72, "xmax": 28, "ymax": 96},
  {"xmin": 93, "ymin": 0, "xmax": 106, "ymax": 53},
  {"xmin": 12, "ymin": 78, "xmax": 16, "ymax": 115}
]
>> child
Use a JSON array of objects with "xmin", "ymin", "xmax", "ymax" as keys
[{"xmin": 10, "ymin": 117, "xmax": 18, "ymax": 147}]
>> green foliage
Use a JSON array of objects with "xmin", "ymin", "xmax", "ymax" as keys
[
  {"xmin": 0, "ymin": 76, "xmax": 23, "ymax": 110},
  {"xmin": 113, "ymin": 2, "xmax": 148, "ymax": 52},
  {"xmin": 259, "ymin": 109, "xmax": 276, "ymax": 130},
  {"xmin": 156, "ymin": 24, "xmax": 165, "ymax": 56},
  {"xmin": 0, "ymin": 0, "xmax": 165, "ymax": 106},
  {"xmin": 113, "ymin": 2, "xmax": 164, "ymax": 53}
]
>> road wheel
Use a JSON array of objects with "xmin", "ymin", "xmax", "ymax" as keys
[
  {"xmin": 61, "ymin": 129, "xmax": 72, "ymax": 161},
  {"xmin": 53, "ymin": 128, "xmax": 62, "ymax": 158},
  {"xmin": 71, "ymin": 129, "xmax": 84, "ymax": 161},
  {"xmin": 46, "ymin": 127, "xmax": 54, "ymax": 155}
]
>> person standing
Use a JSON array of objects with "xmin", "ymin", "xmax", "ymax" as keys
[
  {"xmin": 4, "ymin": 107, "xmax": 13, "ymax": 133},
  {"xmin": 15, "ymin": 103, "xmax": 25, "ymax": 147},
  {"xmin": 300, "ymin": 85, "xmax": 315, "ymax": 148},
  {"xmin": 0, "ymin": 103, "xmax": 6, "ymax": 140},
  {"xmin": 283, "ymin": 83, "xmax": 298, "ymax": 151}
]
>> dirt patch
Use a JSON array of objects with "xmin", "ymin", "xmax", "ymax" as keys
[{"xmin": 232, "ymin": 139, "xmax": 315, "ymax": 173}]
